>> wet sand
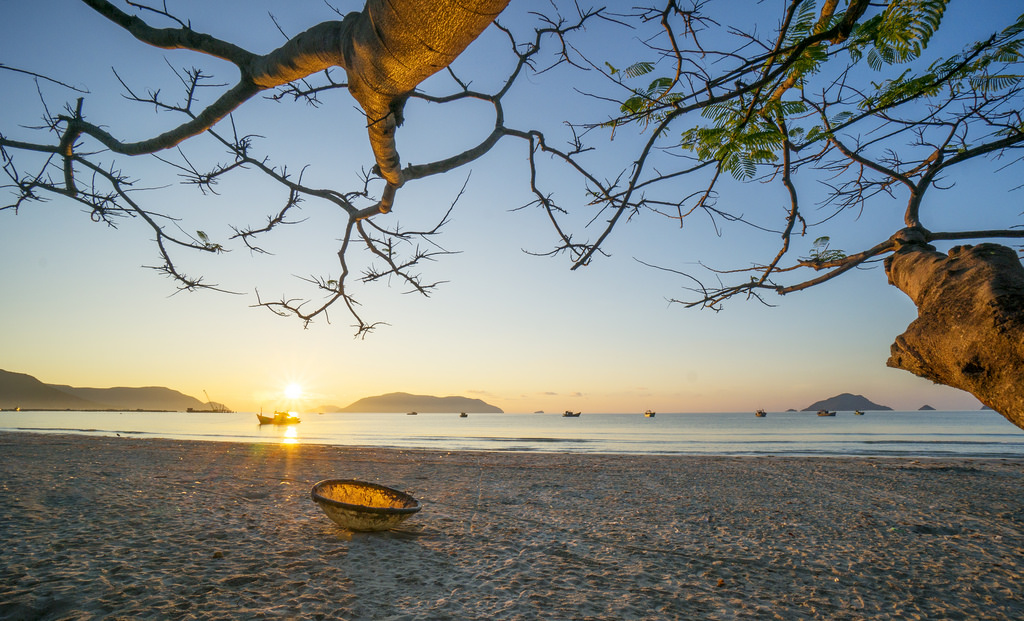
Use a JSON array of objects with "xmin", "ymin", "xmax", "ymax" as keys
[{"xmin": 1, "ymin": 432, "xmax": 1022, "ymax": 619}]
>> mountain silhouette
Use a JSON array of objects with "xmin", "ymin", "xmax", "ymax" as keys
[
  {"xmin": 0, "ymin": 369, "xmax": 209, "ymax": 411},
  {"xmin": 326, "ymin": 392, "xmax": 503, "ymax": 413}
]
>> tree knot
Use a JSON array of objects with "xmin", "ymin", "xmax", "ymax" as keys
[{"xmin": 890, "ymin": 227, "xmax": 934, "ymax": 251}]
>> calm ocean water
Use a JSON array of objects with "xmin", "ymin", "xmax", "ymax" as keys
[{"xmin": 2, "ymin": 410, "xmax": 1024, "ymax": 457}]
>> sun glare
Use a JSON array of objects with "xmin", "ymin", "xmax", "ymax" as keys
[{"xmin": 284, "ymin": 383, "xmax": 304, "ymax": 400}]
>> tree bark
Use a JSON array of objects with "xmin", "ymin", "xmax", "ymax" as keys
[
  {"xmin": 885, "ymin": 242, "xmax": 1024, "ymax": 429},
  {"xmin": 342, "ymin": 0, "xmax": 510, "ymax": 188}
]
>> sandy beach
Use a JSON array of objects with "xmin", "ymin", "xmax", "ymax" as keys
[{"xmin": 1, "ymin": 432, "xmax": 1022, "ymax": 620}]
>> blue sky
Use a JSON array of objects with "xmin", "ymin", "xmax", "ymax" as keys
[{"xmin": 1, "ymin": 0, "xmax": 1015, "ymax": 413}]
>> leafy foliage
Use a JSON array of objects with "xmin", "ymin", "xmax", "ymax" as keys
[
  {"xmin": 611, "ymin": 61, "xmax": 682, "ymax": 128},
  {"xmin": 802, "ymin": 236, "xmax": 846, "ymax": 264},
  {"xmin": 861, "ymin": 10, "xmax": 1024, "ymax": 109},
  {"xmin": 847, "ymin": 0, "xmax": 948, "ymax": 69},
  {"xmin": 774, "ymin": 0, "xmax": 833, "ymax": 85},
  {"xmin": 678, "ymin": 101, "xmax": 800, "ymax": 180},
  {"xmin": 580, "ymin": 0, "xmax": 1024, "ymax": 321},
  {"xmin": 609, "ymin": 0, "xmax": 1023, "ymax": 180}
]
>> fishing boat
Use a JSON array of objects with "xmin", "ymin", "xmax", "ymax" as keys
[
  {"xmin": 817, "ymin": 409, "xmax": 836, "ymax": 417},
  {"xmin": 257, "ymin": 410, "xmax": 301, "ymax": 425},
  {"xmin": 854, "ymin": 410, "xmax": 864, "ymax": 415},
  {"xmin": 755, "ymin": 409, "xmax": 767, "ymax": 417},
  {"xmin": 407, "ymin": 411, "xmax": 418, "ymax": 415},
  {"xmin": 563, "ymin": 410, "xmax": 581, "ymax": 417},
  {"xmin": 644, "ymin": 410, "xmax": 656, "ymax": 417},
  {"xmin": 459, "ymin": 412, "xmax": 468, "ymax": 417}
]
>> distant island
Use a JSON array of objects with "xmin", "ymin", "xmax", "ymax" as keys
[
  {"xmin": 322, "ymin": 392, "xmax": 503, "ymax": 414},
  {"xmin": 3, "ymin": 370, "xmax": 501, "ymax": 414},
  {"xmin": 802, "ymin": 393, "xmax": 893, "ymax": 412},
  {"xmin": 0, "ymin": 369, "xmax": 222, "ymax": 412}
]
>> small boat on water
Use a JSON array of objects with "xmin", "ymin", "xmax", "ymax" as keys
[
  {"xmin": 817, "ymin": 409, "xmax": 836, "ymax": 417},
  {"xmin": 644, "ymin": 410, "xmax": 656, "ymax": 417},
  {"xmin": 854, "ymin": 410, "xmax": 864, "ymax": 415},
  {"xmin": 755, "ymin": 409, "xmax": 767, "ymax": 417},
  {"xmin": 407, "ymin": 411, "xmax": 418, "ymax": 415},
  {"xmin": 459, "ymin": 412, "xmax": 468, "ymax": 418},
  {"xmin": 257, "ymin": 410, "xmax": 301, "ymax": 425},
  {"xmin": 563, "ymin": 410, "xmax": 581, "ymax": 417}
]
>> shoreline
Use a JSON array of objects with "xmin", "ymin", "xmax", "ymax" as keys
[
  {"xmin": 4, "ymin": 427, "xmax": 1024, "ymax": 461},
  {"xmin": 2, "ymin": 432, "xmax": 1022, "ymax": 619}
]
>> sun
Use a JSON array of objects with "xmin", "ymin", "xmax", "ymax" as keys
[{"xmin": 284, "ymin": 383, "xmax": 304, "ymax": 400}]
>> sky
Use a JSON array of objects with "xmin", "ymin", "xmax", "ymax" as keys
[{"xmin": 1, "ymin": 0, "xmax": 1017, "ymax": 414}]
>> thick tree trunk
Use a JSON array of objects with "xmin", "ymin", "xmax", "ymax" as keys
[
  {"xmin": 343, "ymin": 0, "xmax": 511, "ymax": 188},
  {"xmin": 885, "ymin": 242, "xmax": 1024, "ymax": 429}
]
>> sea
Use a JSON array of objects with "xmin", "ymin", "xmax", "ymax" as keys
[{"xmin": 2, "ymin": 409, "xmax": 1024, "ymax": 458}]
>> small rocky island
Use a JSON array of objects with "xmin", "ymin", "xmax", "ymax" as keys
[
  {"xmin": 802, "ymin": 393, "xmax": 892, "ymax": 412},
  {"xmin": 324, "ymin": 392, "xmax": 503, "ymax": 414}
]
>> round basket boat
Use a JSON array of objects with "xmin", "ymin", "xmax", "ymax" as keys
[{"xmin": 311, "ymin": 479, "xmax": 421, "ymax": 532}]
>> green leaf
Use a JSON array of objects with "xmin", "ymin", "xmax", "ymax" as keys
[
  {"xmin": 852, "ymin": 0, "xmax": 950, "ymax": 70},
  {"xmin": 803, "ymin": 236, "xmax": 847, "ymax": 263},
  {"xmin": 968, "ymin": 73, "xmax": 1023, "ymax": 92},
  {"xmin": 620, "ymin": 95, "xmax": 646, "ymax": 116},
  {"xmin": 624, "ymin": 61, "xmax": 655, "ymax": 78}
]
